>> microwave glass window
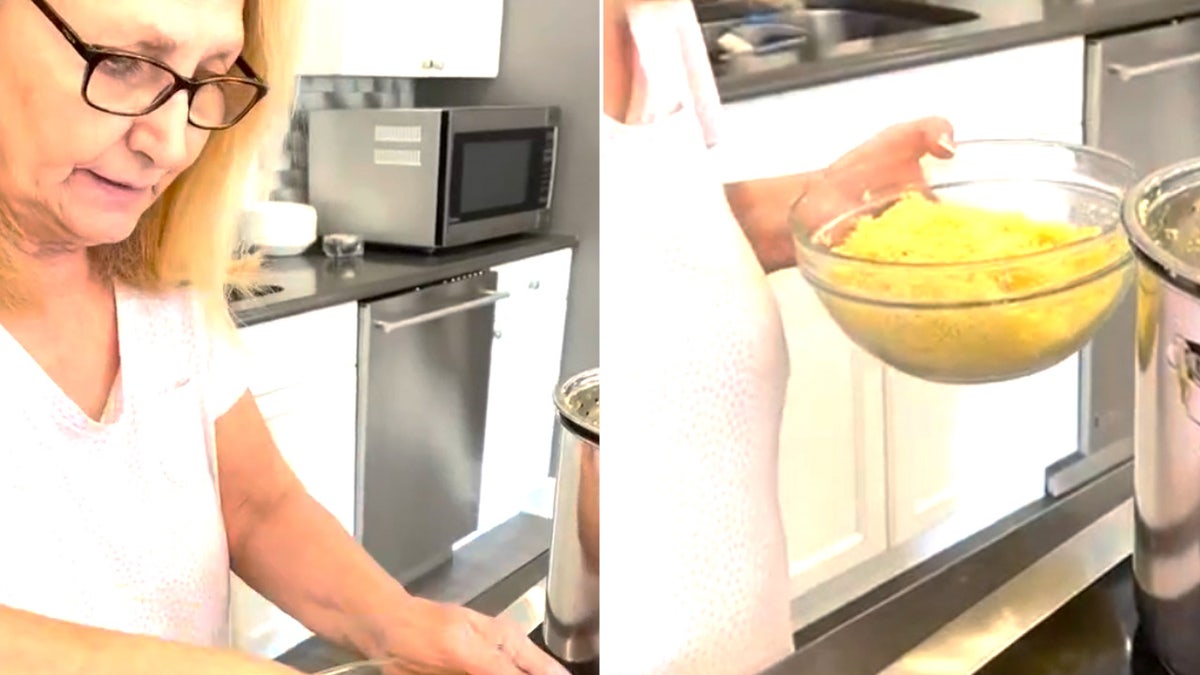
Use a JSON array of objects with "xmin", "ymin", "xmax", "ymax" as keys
[
  {"xmin": 447, "ymin": 126, "xmax": 552, "ymax": 224},
  {"xmin": 459, "ymin": 139, "xmax": 533, "ymax": 213}
]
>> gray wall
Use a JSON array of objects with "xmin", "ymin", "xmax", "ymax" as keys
[
  {"xmin": 271, "ymin": 77, "xmax": 416, "ymax": 203},
  {"xmin": 418, "ymin": 0, "xmax": 600, "ymax": 377}
]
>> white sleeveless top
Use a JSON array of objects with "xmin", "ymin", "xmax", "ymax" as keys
[
  {"xmin": 603, "ymin": 2, "xmax": 794, "ymax": 673},
  {"xmin": 0, "ymin": 283, "xmax": 244, "ymax": 647}
]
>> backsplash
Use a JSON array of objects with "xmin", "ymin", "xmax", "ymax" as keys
[{"xmin": 266, "ymin": 76, "xmax": 415, "ymax": 204}]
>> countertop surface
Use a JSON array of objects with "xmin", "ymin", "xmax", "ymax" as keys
[
  {"xmin": 717, "ymin": 0, "xmax": 1200, "ymax": 101},
  {"xmin": 228, "ymin": 233, "xmax": 577, "ymax": 326},
  {"xmin": 765, "ymin": 464, "xmax": 1134, "ymax": 674},
  {"xmin": 976, "ymin": 557, "xmax": 1168, "ymax": 674}
]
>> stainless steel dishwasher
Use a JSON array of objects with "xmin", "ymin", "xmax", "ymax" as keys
[
  {"xmin": 1053, "ymin": 16, "xmax": 1200, "ymax": 497},
  {"xmin": 356, "ymin": 271, "xmax": 505, "ymax": 584}
]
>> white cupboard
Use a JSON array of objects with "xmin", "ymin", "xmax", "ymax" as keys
[
  {"xmin": 477, "ymin": 249, "xmax": 574, "ymax": 533},
  {"xmin": 718, "ymin": 38, "xmax": 1088, "ymax": 594},
  {"xmin": 297, "ymin": 0, "xmax": 505, "ymax": 78},
  {"xmin": 229, "ymin": 302, "xmax": 360, "ymax": 659}
]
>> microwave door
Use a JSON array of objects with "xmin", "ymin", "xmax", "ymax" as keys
[{"xmin": 442, "ymin": 126, "xmax": 556, "ymax": 247}]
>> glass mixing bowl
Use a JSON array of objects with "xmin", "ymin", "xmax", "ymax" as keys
[{"xmin": 790, "ymin": 139, "xmax": 1137, "ymax": 384}]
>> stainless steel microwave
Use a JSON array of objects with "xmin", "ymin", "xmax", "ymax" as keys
[{"xmin": 306, "ymin": 105, "xmax": 559, "ymax": 251}]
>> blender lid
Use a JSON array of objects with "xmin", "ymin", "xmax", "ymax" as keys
[
  {"xmin": 555, "ymin": 368, "xmax": 599, "ymax": 442},
  {"xmin": 1124, "ymin": 156, "xmax": 1200, "ymax": 290}
]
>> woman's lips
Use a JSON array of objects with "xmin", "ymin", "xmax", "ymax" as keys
[{"xmin": 72, "ymin": 169, "xmax": 153, "ymax": 211}]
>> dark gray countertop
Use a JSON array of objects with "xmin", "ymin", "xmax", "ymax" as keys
[
  {"xmin": 229, "ymin": 233, "xmax": 577, "ymax": 326},
  {"xmin": 718, "ymin": 0, "xmax": 1200, "ymax": 101}
]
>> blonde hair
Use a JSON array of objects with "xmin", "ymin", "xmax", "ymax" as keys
[{"xmin": 0, "ymin": 0, "xmax": 302, "ymax": 332}]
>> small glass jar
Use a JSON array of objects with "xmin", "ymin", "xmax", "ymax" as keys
[{"xmin": 322, "ymin": 233, "xmax": 365, "ymax": 258}]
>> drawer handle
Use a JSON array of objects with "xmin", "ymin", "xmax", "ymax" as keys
[
  {"xmin": 1108, "ymin": 51, "xmax": 1200, "ymax": 81},
  {"xmin": 528, "ymin": 280, "xmax": 541, "ymax": 290},
  {"xmin": 373, "ymin": 291, "xmax": 509, "ymax": 333}
]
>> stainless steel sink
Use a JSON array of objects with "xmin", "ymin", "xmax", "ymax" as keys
[
  {"xmin": 700, "ymin": 0, "xmax": 980, "ymax": 73},
  {"xmin": 799, "ymin": 2, "xmax": 978, "ymax": 42},
  {"xmin": 224, "ymin": 283, "xmax": 284, "ymax": 303}
]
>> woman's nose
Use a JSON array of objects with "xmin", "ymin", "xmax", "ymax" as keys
[{"xmin": 126, "ymin": 90, "xmax": 194, "ymax": 170}]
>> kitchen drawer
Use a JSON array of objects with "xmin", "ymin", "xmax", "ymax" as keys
[
  {"xmin": 237, "ymin": 302, "xmax": 358, "ymax": 396},
  {"xmin": 495, "ymin": 249, "xmax": 573, "ymax": 301}
]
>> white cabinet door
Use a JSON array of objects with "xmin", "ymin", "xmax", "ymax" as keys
[
  {"xmin": 477, "ymin": 249, "xmax": 573, "ymax": 532},
  {"xmin": 414, "ymin": 1, "xmax": 506, "ymax": 78},
  {"xmin": 237, "ymin": 302, "xmax": 358, "ymax": 397},
  {"xmin": 717, "ymin": 39, "xmax": 1087, "ymax": 182},
  {"xmin": 228, "ymin": 333, "xmax": 358, "ymax": 661},
  {"xmin": 298, "ymin": 0, "xmax": 504, "ymax": 78},
  {"xmin": 722, "ymin": 38, "xmax": 1088, "ymax": 580},
  {"xmin": 774, "ymin": 271, "xmax": 888, "ymax": 597}
]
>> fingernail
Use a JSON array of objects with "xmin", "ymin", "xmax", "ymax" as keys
[{"xmin": 937, "ymin": 134, "xmax": 957, "ymax": 155}]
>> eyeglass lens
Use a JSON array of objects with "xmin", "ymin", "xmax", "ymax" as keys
[{"xmin": 86, "ymin": 55, "xmax": 261, "ymax": 128}]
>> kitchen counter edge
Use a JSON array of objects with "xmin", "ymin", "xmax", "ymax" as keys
[
  {"xmin": 718, "ymin": 2, "xmax": 1200, "ymax": 102},
  {"xmin": 762, "ymin": 460, "xmax": 1134, "ymax": 674},
  {"xmin": 230, "ymin": 233, "xmax": 578, "ymax": 327}
]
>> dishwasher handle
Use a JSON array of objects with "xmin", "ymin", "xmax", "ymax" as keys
[
  {"xmin": 372, "ymin": 290, "xmax": 510, "ymax": 333},
  {"xmin": 1107, "ymin": 51, "xmax": 1200, "ymax": 81}
]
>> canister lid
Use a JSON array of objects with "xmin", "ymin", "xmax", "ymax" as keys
[
  {"xmin": 554, "ymin": 368, "xmax": 599, "ymax": 443},
  {"xmin": 1124, "ymin": 157, "xmax": 1200, "ymax": 292}
]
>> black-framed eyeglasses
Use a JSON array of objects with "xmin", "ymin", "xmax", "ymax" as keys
[{"xmin": 29, "ymin": 0, "xmax": 269, "ymax": 130}]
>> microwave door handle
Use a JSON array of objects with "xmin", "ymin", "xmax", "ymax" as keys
[{"xmin": 372, "ymin": 290, "xmax": 510, "ymax": 333}]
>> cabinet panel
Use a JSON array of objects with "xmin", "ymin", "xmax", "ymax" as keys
[
  {"xmin": 716, "ymin": 38, "xmax": 1086, "ymax": 182},
  {"xmin": 772, "ymin": 271, "xmax": 888, "ymax": 596},
  {"xmin": 298, "ymin": 0, "xmax": 504, "ymax": 78},
  {"xmin": 238, "ymin": 302, "xmax": 358, "ymax": 397},
  {"xmin": 479, "ymin": 251, "xmax": 573, "ymax": 532}
]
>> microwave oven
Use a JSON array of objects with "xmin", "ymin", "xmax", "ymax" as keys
[{"xmin": 306, "ymin": 105, "xmax": 559, "ymax": 251}]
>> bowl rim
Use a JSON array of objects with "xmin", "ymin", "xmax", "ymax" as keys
[{"xmin": 792, "ymin": 138, "xmax": 1138, "ymax": 271}]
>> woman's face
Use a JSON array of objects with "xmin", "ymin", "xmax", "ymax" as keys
[{"xmin": 0, "ymin": 0, "xmax": 244, "ymax": 250}]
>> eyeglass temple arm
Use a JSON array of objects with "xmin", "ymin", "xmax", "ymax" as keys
[{"xmin": 28, "ymin": 0, "xmax": 93, "ymax": 60}]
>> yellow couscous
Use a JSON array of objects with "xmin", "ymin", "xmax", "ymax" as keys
[{"xmin": 810, "ymin": 192, "xmax": 1131, "ymax": 383}]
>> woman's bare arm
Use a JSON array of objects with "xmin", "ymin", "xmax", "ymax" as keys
[
  {"xmin": 0, "ymin": 604, "xmax": 297, "ymax": 675},
  {"xmin": 723, "ymin": 118, "xmax": 956, "ymax": 275},
  {"xmin": 725, "ymin": 173, "xmax": 822, "ymax": 275},
  {"xmin": 215, "ymin": 392, "xmax": 406, "ymax": 658},
  {"xmin": 216, "ymin": 393, "xmax": 569, "ymax": 674}
]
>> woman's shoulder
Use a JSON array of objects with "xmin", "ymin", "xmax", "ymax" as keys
[{"xmin": 116, "ymin": 283, "xmax": 230, "ymax": 352}]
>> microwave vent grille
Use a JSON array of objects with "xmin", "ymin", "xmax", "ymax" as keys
[
  {"xmin": 373, "ymin": 148, "xmax": 422, "ymax": 167},
  {"xmin": 374, "ymin": 125, "xmax": 422, "ymax": 143}
]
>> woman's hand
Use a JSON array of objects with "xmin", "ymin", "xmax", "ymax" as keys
[
  {"xmin": 728, "ymin": 116, "xmax": 956, "ymax": 272},
  {"xmin": 370, "ymin": 597, "xmax": 570, "ymax": 675},
  {"xmin": 828, "ymin": 116, "xmax": 956, "ymax": 190},
  {"xmin": 797, "ymin": 117, "xmax": 957, "ymax": 234}
]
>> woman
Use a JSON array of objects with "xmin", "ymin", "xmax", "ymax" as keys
[
  {"xmin": 602, "ymin": 1, "xmax": 954, "ymax": 673},
  {"xmin": 0, "ymin": 1, "xmax": 567, "ymax": 674}
]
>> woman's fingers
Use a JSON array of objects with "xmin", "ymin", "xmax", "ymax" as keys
[
  {"xmin": 915, "ymin": 116, "xmax": 956, "ymax": 158},
  {"xmin": 454, "ymin": 637, "xmax": 527, "ymax": 675},
  {"xmin": 455, "ymin": 613, "xmax": 570, "ymax": 675},
  {"xmin": 504, "ymin": 629, "xmax": 570, "ymax": 675}
]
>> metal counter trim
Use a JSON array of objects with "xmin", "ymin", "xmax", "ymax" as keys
[
  {"xmin": 764, "ymin": 461, "xmax": 1133, "ymax": 674},
  {"xmin": 496, "ymin": 578, "xmax": 548, "ymax": 638},
  {"xmin": 881, "ymin": 499, "xmax": 1132, "ymax": 674}
]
